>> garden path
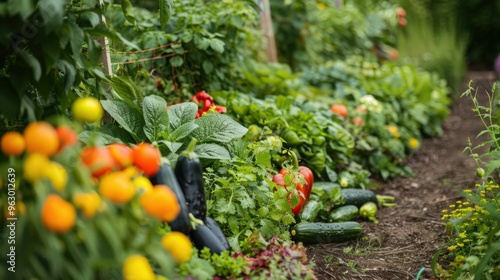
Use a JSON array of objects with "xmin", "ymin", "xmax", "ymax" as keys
[{"xmin": 307, "ymin": 72, "xmax": 498, "ymax": 280}]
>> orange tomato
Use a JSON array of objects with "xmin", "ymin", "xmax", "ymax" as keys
[
  {"xmin": 108, "ymin": 143, "xmax": 133, "ymax": 169},
  {"xmin": 98, "ymin": 171, "xmax": 136, "ymax": 204},
  {"xmin": 81, "ymin": 146, "xmax": 116, "ymax": 178},
  {"xmin": 1, "ymin": 131, "xmax": 25, "ymax": 156},
  {"xmin": 396, "ymin": 8, "xmax": 406, "ymax": 18},
  {"xmin": 330, "ymin": 104, "xmax": 348, "ymax": 118},
  {"xmin": 56, "ymin": 126, "xmax": 78, "ymax": 151},
  {"xmin": 41, "ymin": 194, "xmax": 76, "ymax": 233},
  {"xmin": 351, "ymin": 116, "xmax": 364, "ymax": 127},
  {"xmin": 140, "ymin": 185, "xmax": 180, "ymax": 222},
  {"xmin": 132, "ymin": 143, "xmax": 161, "ymax": 177},
  {"xmin": 23, "ymin": 122, "xmax": 59, "ymax": 156}
]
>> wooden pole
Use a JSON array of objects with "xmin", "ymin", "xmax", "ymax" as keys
[
  {"xmin": 259, "ymin": 0, "xmax": 278, "ymax": 62},
  {"xmin": 98, "ymin": 0, "xmax": 113, "ymax": 76}
]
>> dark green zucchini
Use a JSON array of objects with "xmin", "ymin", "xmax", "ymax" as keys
[
  {"xmin": 328, "ymin": 205, "xmax": 359, "ymax": 222},
  {"xmin": 189, "ymin": 225, "xmax": 227, "ymax": 254},
  {"xmin": 338, "ymin": 188, "xmax": 377, "ymax": 208},
  {"xmin": 291, "ymin": 222, "xmax": 362, "ymax": 244},
  {"xmin": 298, "ymin": 200, "xmax": 323, "ymax": 222},
  {"xmin": 150, "ymin": 162, "xmax": 192, "ymax": 234},
  {"xmin": 205, "ymin": 217, "xmax": 230, "ymax": 251},
  {"xmin": 175, "ymin": 139, "xmax": 207, "ymax": 222}
]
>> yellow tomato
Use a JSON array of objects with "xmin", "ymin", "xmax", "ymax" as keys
[
  {"xmin": 161, "ymin": 231, "xmax": 193, "ymax": 263},
  {"xmin": 74, "ymin": 191, "xmax": 101, "ymax": 218},
  {"xmin": 72, "ymin": 97, "xmax": 103, "ymax": 123},
  {"xmin": 24, "ymin": 154, "xmax": 50, "ymax": 183},
  {"xmin": 122, "ymin": 255, "xmax": 156, "ymax": 280},
  {"xmin": 133, "ymin": 176, "xmax": 154, "ymax": 194},
  {"xmin": 44, "ymin": 162, "xmax": 68, "ymax": 191}
]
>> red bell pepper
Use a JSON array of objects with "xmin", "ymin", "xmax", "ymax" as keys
[{"xmin": 273, "ymin": 151, "xmax": 314, "ymax": 216}]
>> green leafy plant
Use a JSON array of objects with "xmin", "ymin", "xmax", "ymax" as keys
[{"xmin": 81, "ymin": 95, "xmax": 248, "ymax": 165}]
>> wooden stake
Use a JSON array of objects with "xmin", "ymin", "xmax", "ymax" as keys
[
  {"xmin": 98, "ymin": 0, "xmax": 113, "ymax": 76},
  {"xmin": 259, "ymin": 0, "xmax": 278, "ymax": 62}
]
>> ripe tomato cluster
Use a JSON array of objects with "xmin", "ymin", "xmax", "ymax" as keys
[
  {"xmin": 81, "ymin": 142, "xmax": 161, "ymax": 179},
  {"xmin": 191, "ymin": 91, "xmax": 226, "ymax": 118}
]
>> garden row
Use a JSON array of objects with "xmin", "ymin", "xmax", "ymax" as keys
[{"xmin": 0, "ymin": 0, "xmax": 459, "ymax": 279}]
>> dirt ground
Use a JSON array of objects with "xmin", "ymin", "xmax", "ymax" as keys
[{"xmin": 306, "ymin": 72, "xmax": 499, "ymax": 280}]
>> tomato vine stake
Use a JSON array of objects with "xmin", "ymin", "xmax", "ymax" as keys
[
  {"xmin": 259, "ymin": 0, "xmax": 278, "ymax": 62},
  {"xmin": 97, "ymin": 0, "xmax": 113, "ymax": 77}
]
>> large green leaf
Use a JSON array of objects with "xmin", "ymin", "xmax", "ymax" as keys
[
  {"xmin": 143, "ymin": 95, "xmax": 169, "ymax": 142},
  {"xmin": 192, "ymin": 114, "xmax": 248, "ymax": 143},
  {"xmin": 57, "ymin": 60, "xmax": 76, "ymax": 93},
  {"xmin": 210, "ymin": 38, "xmax": 225, "ymax": 54},
  {"xmin": 108, "ymin": 76, "xmax": 142, "ymax": 101},
  {"xmin": 159, "ymin": 0, "xmax": 173, "ymax": 30},
  {"xmin": 39, "ymin": 0, "xmax": 65, "ymax": 31},
  {"xmin": 17, "ymin": 49, "xmax": 41, "ymax": 81},
  {"xmin": 194, "ymin": 143, "xmax": 231, "ymax": 160},
  {"xmin": 7, "ymin": 0, "xmax": 35, "ymax": 20},
  {"xmin": 79, "ymin": 130, "xmax": 123, "ymax": 146},
  {"xmin": 167, "ymin": 102, "xmax": 198, "ymax": 130},
  {"xmin": 101, "ymin": 100, "xmax": 146, "ymax": 142},
  {"xmin": 168, "ymin": 121, "xmax": 198, "ymax": 142},
  {"xmin": 121, "ymin": 0, "xmax": 135, "ymax": 24},
  {"xmin": 158, "ymin": 140, "xmax": 183, "ymax": 154}
]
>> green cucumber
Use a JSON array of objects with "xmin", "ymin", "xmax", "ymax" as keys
[
  {"xmin": 338, "ymin": 188, "xmax": 377, "ymax": 208},
  {"xmin": 328, "ymin": 205, "xmax": 359, "ymax": 222},
  {"xmin": 291, "ymin": 222, "xmax": 362, "ymax": 244},
  {"xmin": 298, "ymin": 200, "xmax": 323, "ymax": 222}
]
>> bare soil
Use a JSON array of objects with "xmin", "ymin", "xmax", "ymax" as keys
[{"xmin": 307, "ymin": 72, "xmax": 499, "ymax": 280}]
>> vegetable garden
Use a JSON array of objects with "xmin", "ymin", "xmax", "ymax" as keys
[{"xmin": 0, "ymin": 0, "xmax": 499, "ymax": 279}]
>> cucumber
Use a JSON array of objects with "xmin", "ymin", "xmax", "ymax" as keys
[
  {"xmin": 338, "ymin": 188, "xmax": 377, "ymax": 208},
  {"xmin": 291, "ymin": 222, "xmax": 362, "ymax": 244},
  {"xmin": 328, "ymin": 205, "xmax": 359, "ymax": 222},
  {"xmin": 298, "ymin": 200, "xmax": 323, "ymax": 222}
]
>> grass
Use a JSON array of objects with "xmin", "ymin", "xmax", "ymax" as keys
[{"xmin": 397, "ymin": 15, "xmax": 467, "ymax": 97}]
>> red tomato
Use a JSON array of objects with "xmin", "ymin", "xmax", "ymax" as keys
[
  {"xmin": 132, "ymin": 143, "xmax": 161, "ymax": 177},
  {"xmin": 108, "ymin": 143, "xmax": 133, "ymax": 170},
  {"xmin": 81, "ymin": 146, "xmax": 115, "ymax": 178},
  {"xmin": 398, "ymin": 17, "xmax": 407, "ymax": 27},
  {"xmin": 330, "ymin": 104, "xmax": 348, "ymax": 118},
  {"xmin": 56, "ymin": 126, "xmax": 78, "ymax": 151}
]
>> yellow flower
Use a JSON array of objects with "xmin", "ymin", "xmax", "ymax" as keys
[
  {"xmin": 448, "ymin": 245, "xmax": 457, "ymax": 251},
  {"xmin": 408, "ymin": 137, "xmax": 420, "ymax": 150},
  {"xmin": 317, "ymin": 2, "xmax": 326, "ymax": 10},
  {"xmin": 459, "ymin": 232, "xmax": 467, "ymax": 238}
]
